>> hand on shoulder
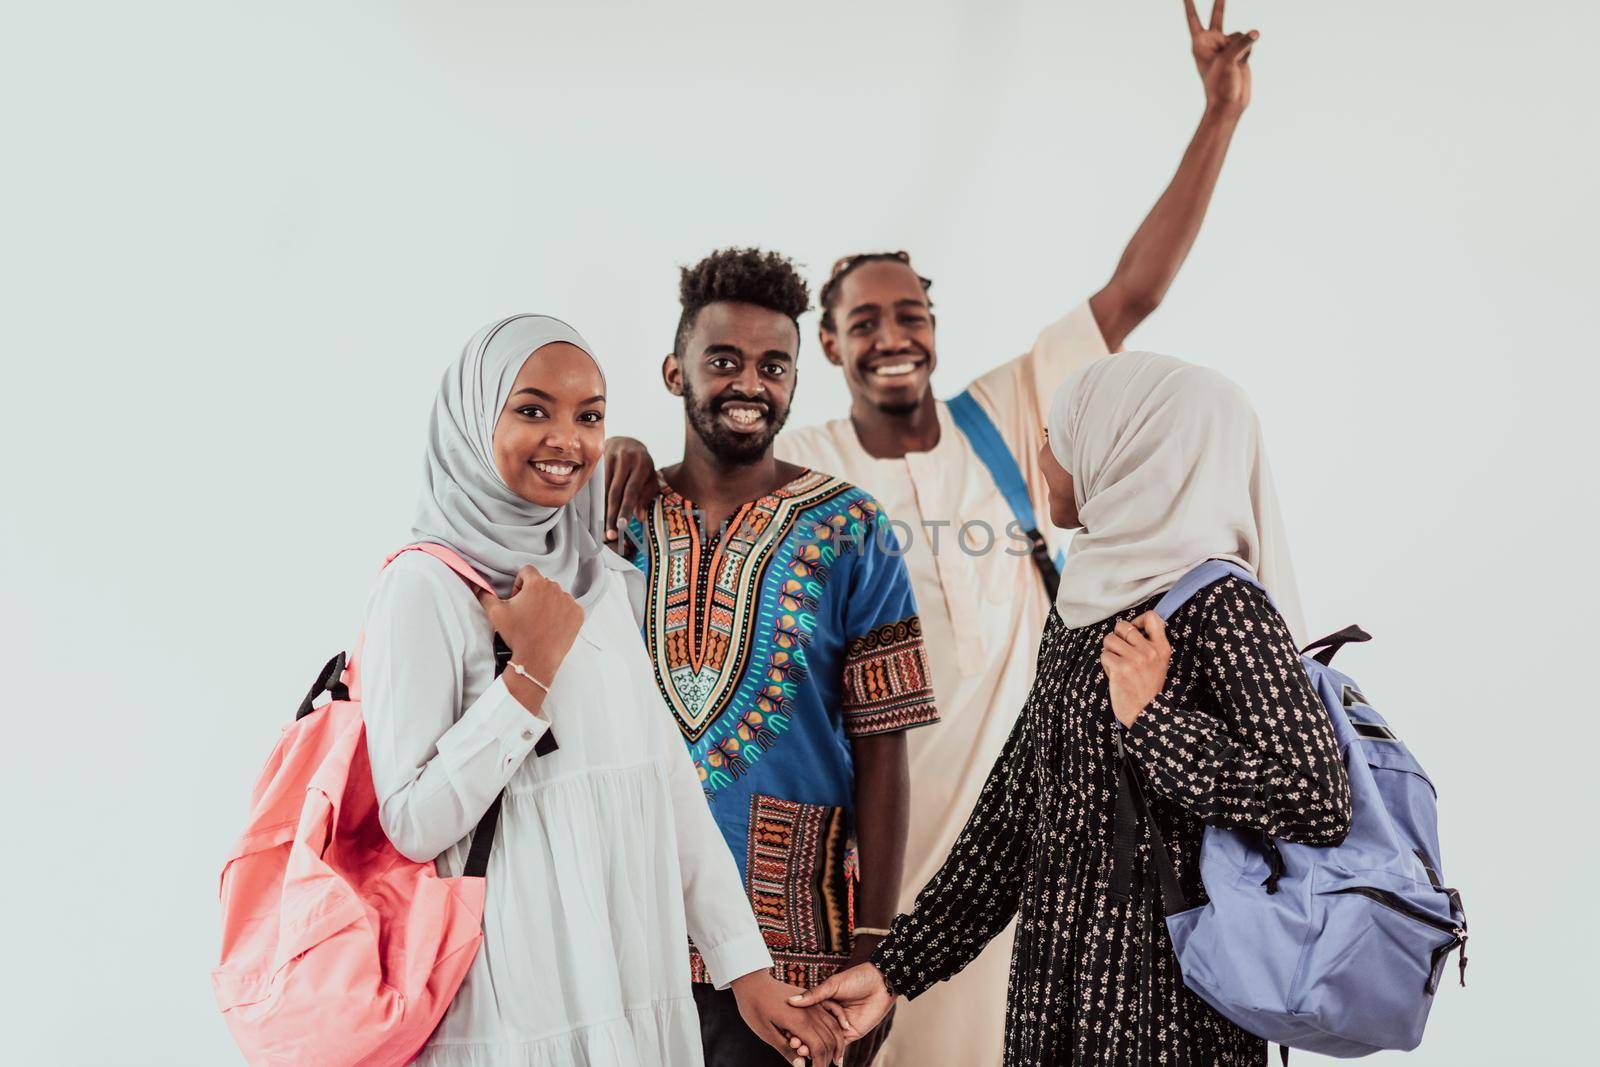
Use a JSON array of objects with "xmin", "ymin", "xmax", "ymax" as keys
[{"xmin": 1101, "ymin": 610, "xmax": 1172, "ymax": 728}]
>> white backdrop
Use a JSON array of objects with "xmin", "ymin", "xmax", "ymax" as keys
[{"xmin": 4, "ymin": 1, "xmax": 1595, "ymax": 1063}]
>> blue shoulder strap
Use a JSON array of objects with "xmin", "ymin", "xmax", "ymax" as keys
[
  {"xmin": 1153, "ymin": 560, "xmax": 1269, "ymax": 620},
  {"xmin": 946, "ymin": 389, "xmax": 1066, "ymax": 572}
]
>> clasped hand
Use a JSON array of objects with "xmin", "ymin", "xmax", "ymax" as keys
[
  {"xmin": 784, "ymin": 963, "xmax": 896, "ymax": 1061},
  {"xmin": 730, "ymin": 970, "xmax": 861, "ymax": 1066}
]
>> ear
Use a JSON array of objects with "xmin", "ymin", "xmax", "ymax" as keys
[
  {"xmin": 662, "ymin": 352, "xmax": 684, "ymax": 395},
  {"xmin": 817, "ymin": 325, "xmax": 843, "ymax": 368}
]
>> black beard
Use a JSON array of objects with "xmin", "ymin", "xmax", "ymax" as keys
[{"xmin": 682, "ymin": 378, "xmax": 789, "ymax": 466}]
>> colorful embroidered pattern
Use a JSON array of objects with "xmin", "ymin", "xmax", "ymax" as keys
[
  {"xmin": 629, "ymin": 468, "xmax": 938, "ymax": 986},
  {"xmin": 690, "ymin": 793, "xmax": 856, "ymax": 988},
  {"xmin": 841, "ymin": 617, "xmax": 937, "ymax": 736},
  {"xmin": 634, "ymin": 470, "xmax": 880, "ymax": 788}
]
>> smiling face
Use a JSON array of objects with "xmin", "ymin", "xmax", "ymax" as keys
[
  {"xmin": 491, "ymin": 341, "xmax": 606, "ymax": 508},
  {"xmin": 665, "ymin": 300, "xmax": 798, "ymax": 465},
  {"xmin": 819, "ymin": 259, "xmax": 937, "ymax": 415},
  {"xmin": 1039, "ymin": 431, "xmax": 1080, "ymax": 530}
]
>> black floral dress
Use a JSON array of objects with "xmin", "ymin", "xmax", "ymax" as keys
[{"xmin": 871, "ymin": 577, "xmax": 1352, "ymax": 1066}]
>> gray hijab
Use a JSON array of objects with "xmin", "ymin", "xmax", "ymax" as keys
[{"xmin": 411, "ymin": 314, "xmax": 642, "ymax": 615}]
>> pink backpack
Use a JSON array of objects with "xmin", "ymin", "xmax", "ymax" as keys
[{"xmin": 213, "ymin": 544, "xmax": 504, "ymax": 1067}]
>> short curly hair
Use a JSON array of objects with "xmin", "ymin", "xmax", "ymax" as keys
[
  {"xmin": 675, "ymin": 247, "xmax": 811, "ymax": 357},
  {"xmin": 818, "ymin": 250, "xmax": 934, "ymax": 332}
]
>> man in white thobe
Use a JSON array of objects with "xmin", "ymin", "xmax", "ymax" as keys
[{"xmin": 604, "ymin": 6, "xmax": 1262, "ymax": 1060}]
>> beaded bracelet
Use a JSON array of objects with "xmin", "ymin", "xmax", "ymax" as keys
[{"xmin": 508, "ymin": 661, "xmax": 550, "ymax": 694}]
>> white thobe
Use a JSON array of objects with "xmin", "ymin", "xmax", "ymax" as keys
[{"xmin": 775, "ymin": 302, "xmax": 1110, "ymax": 1067}]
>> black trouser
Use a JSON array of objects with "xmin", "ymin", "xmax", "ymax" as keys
[{"xmin": 692, "ymin": 982, "xmax": 894, "ymax": 1067}]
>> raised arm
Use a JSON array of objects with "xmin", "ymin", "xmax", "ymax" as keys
[{"xmin": 1088, "ymin": 1, "xmax": 1258, "ymax": 352}]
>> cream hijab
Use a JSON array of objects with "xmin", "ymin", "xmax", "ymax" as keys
[
  {"xmin": 411, "ymin": 314, "xmax": 642, "ymax": 615},
  {"xmin": 1047, "ymin": 351, "xmax": 1306, "ymax": 644}
]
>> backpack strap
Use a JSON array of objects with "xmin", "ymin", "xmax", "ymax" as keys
[
  {"xmin": 1109, "ymin": 561, "xmax": 1269, "ymax": 914},
  {"xmin": 379, "ymin": 543, "xmax": 542, "ymax": 879},
  {"xmin": 1109, "ymin": 728, "xmax": 1189, "ymax": 917},
  {"xmin": 1152, "ymin": 559, "xmax": 1267, "ymax": 620},
  {"xmin": 946, "ymin": 389, "xmax": 1064, "ymax": 599},
  {"xmin": 346, "ymin": 543, "xmax": 501, "ymax": 696},
  {"xmin": 386, "ymin": 542, "xmax": 497, "ymax": 595}
]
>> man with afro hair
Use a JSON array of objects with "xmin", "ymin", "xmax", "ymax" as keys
[
  {"xmin": 615, "ymin": 246, "xmax": 939, "ymax": 1067},
  {"xmin": 608, "ymin": 8, "xmax": 1266, "ymax": 1063}
]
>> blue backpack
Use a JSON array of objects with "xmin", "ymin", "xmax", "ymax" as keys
[{"xmin": 1112, "ymin": 561, "xmax": 1468, "ymax": 1057}]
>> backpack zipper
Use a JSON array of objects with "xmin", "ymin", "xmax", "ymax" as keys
[{"xmin": 1330, "ymin": 886, "xmax": 1468, "ymax": 992}]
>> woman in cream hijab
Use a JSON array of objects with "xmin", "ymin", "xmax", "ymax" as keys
[
  {"xmin": 797, "ymin": 353, "xmax": 1352, "ymax": 1066},
  {"xmin": 360, "ymin": 315, "xmax": 847, "ymax": 1067},
  {"xmin": 1046, "ymin": 349, "xmax": 1306, "ymax": 643}
]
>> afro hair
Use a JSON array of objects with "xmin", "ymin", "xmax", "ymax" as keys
[{"xmin": 674, "ymin": 247, "xmax": 811, "ymax": 356}]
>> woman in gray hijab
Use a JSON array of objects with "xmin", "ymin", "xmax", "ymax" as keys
[{"xmin": 360, "ymin": 315, "xmax": 846, "ymax": 1067}]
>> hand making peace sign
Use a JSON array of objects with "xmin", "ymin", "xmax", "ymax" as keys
[{"xmin": 1185, "ymin": 0, "xmax": 1259, "ymax": 115}]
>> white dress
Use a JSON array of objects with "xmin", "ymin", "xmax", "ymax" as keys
[{"xmin": 361, "ymin": 551, "xmax": 772, "ymax": 1067}]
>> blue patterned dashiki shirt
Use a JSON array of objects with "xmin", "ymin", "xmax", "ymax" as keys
[{"xmin": 625, "ymin": 467, "xmax": 939, "ymax": 986}]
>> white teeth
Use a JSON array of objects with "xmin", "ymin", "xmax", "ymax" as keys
[
  {"xmin": 534, "ymin": 461, "xmax": 576, "ymax": 475},
  {"xmin": 872, "ymin": 362, "xmax": 918, "ymax": 377},
  {"xmin": 724, "ymin": 407, "xmax": 763, "ymax": 425}
]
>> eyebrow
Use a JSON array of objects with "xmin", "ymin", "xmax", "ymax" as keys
[
  {"xmin": 847, "ymin": 298, "xmax": 926, "ymax": 319},
  {"xmin": 512, "ymin": 387, "xmax": 606, "ymax": 404},
  {"xmin": 703, "ymin": 344, "xmax": 793, "ymax": 362}
]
